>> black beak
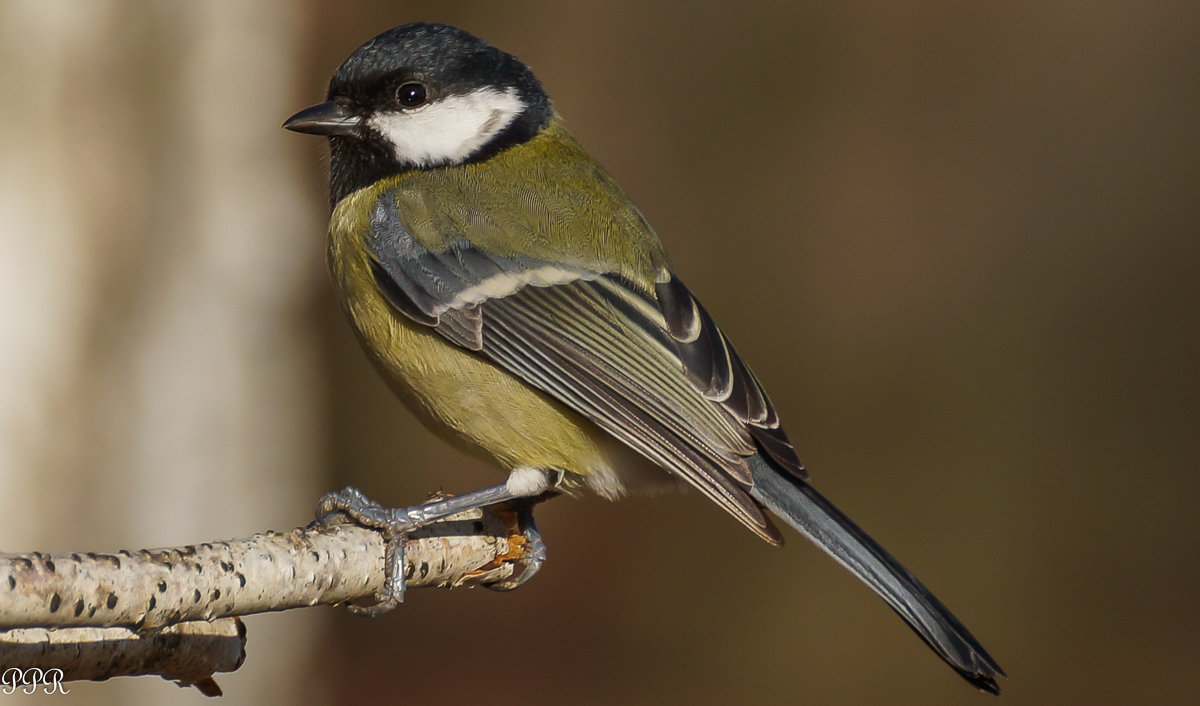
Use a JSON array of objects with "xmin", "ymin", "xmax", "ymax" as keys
[{"xmin": 282, "ymin": 101, "xmax": 362, "ymax": 137}]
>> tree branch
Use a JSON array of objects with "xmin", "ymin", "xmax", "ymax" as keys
[
  {"xmin": 0, "ymin": 503, "xmax": 535, "ymax": 694},
  {"xmin": 1, "ymin": 621, "xmax": 244, "ymax": 696}
]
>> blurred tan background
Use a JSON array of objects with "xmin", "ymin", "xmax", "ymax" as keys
[{"xmin": 2, "ymin": 1, "xmax": 1198, "ymax": 705}]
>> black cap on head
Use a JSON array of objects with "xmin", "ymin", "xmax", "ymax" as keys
[
  {"xmin": 290, "ymin": 22, "xmax": 553, "ymax": 204},
  {"xmin": 329, "ymin": 23, "xmax": 546, "ymax": 113}
]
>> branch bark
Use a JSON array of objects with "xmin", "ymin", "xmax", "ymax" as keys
[{"xmin": 0, "ymin": 504, "xmax": 535, "ymax": 694}]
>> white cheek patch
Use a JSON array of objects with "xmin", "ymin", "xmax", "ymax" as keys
[{"xmin": 368, "ymin": 87, "xmax": 525, "ymax": 168}]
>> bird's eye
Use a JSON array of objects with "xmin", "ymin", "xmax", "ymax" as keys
[{"xmin": 396, "ymin": 82, "xmax": 428, "ymax": 108}]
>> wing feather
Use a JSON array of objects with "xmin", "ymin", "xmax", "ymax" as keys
[
  {"xmin": 655, "ymin": 276, "xmax": 807, "ymax": 480},
  {"xmin": 481, "ymin": 290, "xmax": 771, "ymax": 535},
  {"xmin": 363, "ymin": 189, "xmax": 799, "ymax": 540}
]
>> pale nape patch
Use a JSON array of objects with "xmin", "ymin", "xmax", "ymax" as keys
[{"xmin": 368, "ymin": 87, "xmax": 525, "ymax": 168}]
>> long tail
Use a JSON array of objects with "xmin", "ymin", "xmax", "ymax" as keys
[{"xmin": 747, "ymin": 456, "xmax": 1005, "ymax": 694}]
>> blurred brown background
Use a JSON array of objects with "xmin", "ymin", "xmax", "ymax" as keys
[{"xmin": 2, "ymin": 2, "xmax": 1198, "ymax": 705}]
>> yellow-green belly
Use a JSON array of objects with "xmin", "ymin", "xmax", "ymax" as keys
[{"xmin": 353, "ymin": 298, "xmax": 608, "ymax": 475}]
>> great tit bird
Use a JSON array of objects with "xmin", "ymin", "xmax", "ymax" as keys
[{"xmin": 284, "ymin": 22, "xmax": 1004, "ymax": 693}]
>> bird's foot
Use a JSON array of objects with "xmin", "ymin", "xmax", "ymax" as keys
[{"xmin": 315, "ymin": 473, "xmax": 562, "ymax": 614}]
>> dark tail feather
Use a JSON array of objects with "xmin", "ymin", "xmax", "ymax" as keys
[{"xmin": 747, "ymin": 456, "xmax": 1005, "ymax": 694}]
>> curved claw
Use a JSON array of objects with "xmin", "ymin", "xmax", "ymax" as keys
[
  {"xmin": 486, "ymin": 500, "xmax": 548, "ymax": 592},
  {"xmin": 347, "ymin": 536, "xmax": 406, "ymax": 616}
]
